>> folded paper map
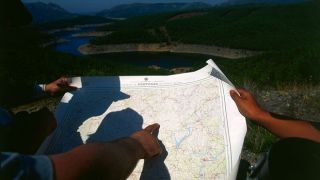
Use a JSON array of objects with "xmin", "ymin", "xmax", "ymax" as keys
[{"xmin": 38, "ymin": 59, "xmax": 247, "ymax": 180}]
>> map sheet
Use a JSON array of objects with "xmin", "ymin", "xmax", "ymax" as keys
[{"xmin": 38, "ymin": 60, "xmax": 247, "ymax": 180}]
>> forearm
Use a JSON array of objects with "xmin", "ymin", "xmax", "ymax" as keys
[
  {"xmin": 50, "ymin": 138, "xmax": 144, "ymax": 180},
  {"xmin": 229, "ymin": 89, "xmax": 320, "ymax": 142},
  {"xmin": 256, "ymin": 111, "xmax": 320, "ymax": 143}
]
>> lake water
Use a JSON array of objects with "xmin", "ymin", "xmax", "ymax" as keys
[
  {"xmin": 53, "ymin": 27, "xmax": 214, "ymax": 69},
  {"xmin": 91, "ymin": 52, "xmax": 212, "ymax": 69},
  {"xmin": 53, "ymin": 27, "xmax": 94, "ymax": 56}
]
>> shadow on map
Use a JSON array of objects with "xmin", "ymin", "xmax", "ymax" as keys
[
  {"xmin": 48, "ymin": 77, "xmax": 130, "ymax": 154},
  {"xmin": 50, "ymin": 76, "xmax": 171, "ymax": 179},
  {"xmin": 140, "ymin": 140, "xmax": 171, "ymax": 180},
  {"xmin": 210, "ymin": 67, "xmax": 234, "ymax": 87},
  {"xmin": 87, "ymin": 108, "xmax": 171, "ymax": 179},
  {"xmin": 87, "ymin": 108, "xmax": 143, "ymax": 142}
]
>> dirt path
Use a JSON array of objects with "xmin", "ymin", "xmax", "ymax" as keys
[{"xmin": 79, "ymin": 43, "xmax": 261, "ymax": 59}]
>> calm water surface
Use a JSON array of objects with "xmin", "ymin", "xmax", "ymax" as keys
[{"xmin": 54, "ymin": 27, "xmax": 213, "ymax": 69}]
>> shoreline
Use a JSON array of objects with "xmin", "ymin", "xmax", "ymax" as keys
[
  {"xmin": 46, "ymin": 23, "xmax": 111, "ymax": 34},
  {"xmin": 78, "ymin": 43, "xmax": 261, "ymax": 59},
  {"xmin": 72, "ymin": 31, "xmax": 112, "ymax": 38}
]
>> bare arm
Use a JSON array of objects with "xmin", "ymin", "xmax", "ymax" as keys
[
  {"xmin": 50, "ymin": 124, "xmax": 161, "ymax": 180},
  {"xmin": 230, "ymin": 89, "xmax": 320, "ymax": 143}
]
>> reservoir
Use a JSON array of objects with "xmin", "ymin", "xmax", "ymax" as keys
[{"xmin": 53, "ymin": 27, "xmax": 214, "ymax": 69}]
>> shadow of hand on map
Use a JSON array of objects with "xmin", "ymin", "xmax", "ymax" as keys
[
  {"xmin": 87, "ymin": 108, "xmax": 170, "ymax": 180},
  {"xmin": 87, "ymin": 108, "xmax": 143, "ymax": 142},
  {"xmin": 46, "ymin": 77, "xmax": 132, "ymax": 154},
  {"xmin": 140, "ymin": 127, "xmax": 170, "ymax": 180},
  {"xmin": 140, "ymin": 140, "xmax": 170, "ymax": 180}
]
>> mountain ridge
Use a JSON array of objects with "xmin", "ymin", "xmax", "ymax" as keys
[
  {"xmin": 96, "ymin": 2, "xmax": 211, "ymax": 18},
  {"xmin": 24, "ymin": 2, "xmax": 76, "ymax": 23}
]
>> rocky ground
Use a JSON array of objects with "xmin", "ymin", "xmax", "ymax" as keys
[
  {"xmin": 252, "ymin": 85, "xmax": 320, "ymax": 123},
  {"xmin": 11, "ymin": 97, "xmax": 61, "ymax": 114}
]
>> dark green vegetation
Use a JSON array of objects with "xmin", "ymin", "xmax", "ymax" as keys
[
  {"xmin": 93, "ymin": 1, "xmax": 320, "ymax": 87},
  {"xmin": 38, "ymin": 16, "xmax": 115, "ymax": 30},
  {"xmin": 245, "ymin": 121, "xmax": 277, "ymax": 153},
  {"xmin": 94, "ymin": 1, "xmax": 318, "ymax": 51},
  {"xmin": 96, "ymin": 2, "xmax": 211, "ymax": 18}
]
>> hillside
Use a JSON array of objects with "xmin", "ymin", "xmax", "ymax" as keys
[
  {"xmin": 96, "ymin": 2, "xmax": 211, "ymax": 18},
  {"xmin": 24, "ymin": 2, "xmax": 76, "ymax": 23},
  {"xmin": 90, "ymin": 1, "xmax": 320, "ymax": 86},
  {"xmin": 38, "ymin": 16, "xmax": 115, "ymax": 30},
  {"xmin": 93, "ymin": 2, "xmax": 319, "ymax": 51}
]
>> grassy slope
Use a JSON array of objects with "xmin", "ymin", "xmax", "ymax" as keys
[
  {"xmin": 92, "ymin": 1, "xmax": 320, "ymax": 89},
  {"xmin": 94, "ymin": 2, "xmax": 320, "ymax": 50},
  {"xmin": 167, "ymin": 3, "xmax": 320, "ymax": 51}
]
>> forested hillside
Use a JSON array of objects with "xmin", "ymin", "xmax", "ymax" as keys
[{"xmin": 92, "ymin": 1, "xmax": 320, "ymax": 86}]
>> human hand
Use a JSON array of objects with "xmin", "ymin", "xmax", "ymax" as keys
[
  {"xmin": 130, "ymin": 123, "xmax": 162, "ymax": 159},
  {"xmin": 45, "ymin": 77, "xmax": 77, "ymax": 96},
  {"xmin": 230, "ymin": 89, "xmax": 268, "ymax": 122}
]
